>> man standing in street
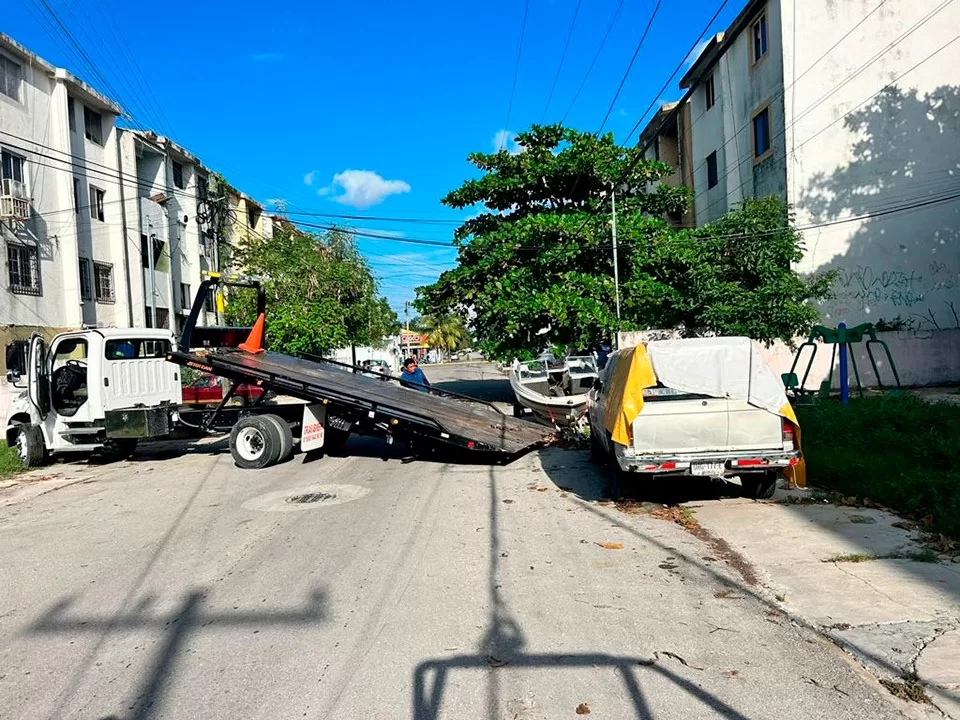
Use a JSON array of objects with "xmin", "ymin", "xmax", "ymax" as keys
[{"xmin": 400, "ymin": 357, "xmax": 430, "ymax": 392}]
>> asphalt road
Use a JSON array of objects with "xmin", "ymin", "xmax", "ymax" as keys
[{"xmin": 0, "ymin": 363, "xmax": 904, "ymax": 720}]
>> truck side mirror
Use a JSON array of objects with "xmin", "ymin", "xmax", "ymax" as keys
[{"xmin": 6, "ymin": 369, "xmax": 25, "ymax": 388}]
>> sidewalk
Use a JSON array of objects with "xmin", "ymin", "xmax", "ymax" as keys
[{"xmin": 691, "ymin": 488, "xmax": 960, "ymax": 718}]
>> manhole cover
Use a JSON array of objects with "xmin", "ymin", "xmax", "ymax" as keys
[
  {"xmin": 243, "ymin": 483, "xmax": 371, "ymax": 512},
  {"xmin": 287, "ymin": 492, "xmax": 336, "ymax": 504}
]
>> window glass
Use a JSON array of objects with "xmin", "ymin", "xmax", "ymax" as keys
[{"xmin": 105, "ymin": 339, "xmax": 171, "ymax": 360}]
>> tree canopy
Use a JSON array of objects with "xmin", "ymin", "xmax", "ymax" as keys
[
  {"xmin": 225, "ymin": 225, "xmax": 399, "ymax": 356},
  {"xmin": 416, "ymin": 124, "xmax": 834, "ymax": 360}
]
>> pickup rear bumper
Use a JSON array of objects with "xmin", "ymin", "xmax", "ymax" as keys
[{"xmin": 614, "ymin": 445, "xmax": 800, "ymax": 475}]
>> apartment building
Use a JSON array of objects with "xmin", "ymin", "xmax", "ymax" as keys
[
  {"xmin": 1, "ymin": 32, "xmax": 273, "ymax": 420},
  {"xmin": 640, "ymin": 0, "xmax": 960, "ymax": 331},
  {"xmin": 0, "ymin": 32, "xmax": 127, "ymax": 373}
]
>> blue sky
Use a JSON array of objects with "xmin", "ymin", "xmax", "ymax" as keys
[{"xmin": 5, "ymin": 0, "xmax": 741, "ymax": 315}]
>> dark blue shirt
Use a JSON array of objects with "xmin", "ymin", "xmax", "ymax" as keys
[{"xmin": 400, "ymin": 367, "xmax": 430, "ymax": 392}]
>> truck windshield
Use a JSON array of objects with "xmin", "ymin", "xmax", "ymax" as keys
[{"xmin": 105, "ymin": 339, "xmax": 171, "ymax": 360}]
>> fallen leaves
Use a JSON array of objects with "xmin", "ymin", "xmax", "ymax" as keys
[
  {"xmin": 596, "ymin": 542, "xmax": 623, "ymax": 550},
  {"xmin": 575, "ymin": 702, "xmax": 591, "ymax": 715},
  {"xmin": 713, "ymin": 589, "xmax": 743, "ymax": 600}
]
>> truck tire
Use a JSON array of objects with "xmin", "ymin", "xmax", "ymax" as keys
[
  {"xmin": 741, "ymin": 472, "xmax": 778, "ymax": 500},
  {"xmin": 14, "ymin": 423, "xmax": 46, "ymax": 468},
  {"xmin": 229, "ymin": 416, "xmax": 282, "ymax": 469},
  {"xmin": 259, "ymin": 414, "xmax": 294, "ymax": 462}
]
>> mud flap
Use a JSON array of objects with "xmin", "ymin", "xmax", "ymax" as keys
[{"xmin": 301, "ymin": 403, "xmax": 326, "ymax": 451}]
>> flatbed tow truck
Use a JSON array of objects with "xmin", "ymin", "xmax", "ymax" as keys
[{"xmin": 167, "ymin": 276, "xmax": 548, "ymax": 469}]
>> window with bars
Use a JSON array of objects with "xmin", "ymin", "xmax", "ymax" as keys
[
  {"xmin": 78, "ymin": 257, "xmax": 92, "ymax": 300},
  {"xmin": 7, "ymin": 243, "xmax": 40, "ymax": 295},
  {"xmin": 84, "ymin": 105, "xmax": 103, "ymax": 145},
  {"xmin": 0, "ymin": 54, "xmax": 22, "ymax": 102},
  {"xmin": 94, "ymin": 262, "xmax": 114, "ymax": 303}
]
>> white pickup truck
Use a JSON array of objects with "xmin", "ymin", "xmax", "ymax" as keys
[
  {"xmin": 5, "ymin": 329, "xmax": 181, "ymax": 466},
  {"xmin": 588, "ymin": 337, "xmax": 800, "ymax": 500}
]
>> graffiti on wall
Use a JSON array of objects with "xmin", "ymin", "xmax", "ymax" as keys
[{"xmin": 832, "ymin": 261, "xmax": 960, "ymax": 330}]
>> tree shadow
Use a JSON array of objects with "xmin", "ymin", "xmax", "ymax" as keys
[{"xmin": 800, "ymin": 84, "xmax": 960, "ymax": 330}]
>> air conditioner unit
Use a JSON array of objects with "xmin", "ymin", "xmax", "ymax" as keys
[{"xmin": 0, "ymin": 179, "xmax": 30, "ymax": 220}]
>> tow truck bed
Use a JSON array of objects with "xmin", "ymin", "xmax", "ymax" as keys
[{"xmin": 170, "ymin": 348, "xmax": 547, "ymax": 456}]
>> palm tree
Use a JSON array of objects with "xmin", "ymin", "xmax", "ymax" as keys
[{"xmin": 422, "ymin": 314, "xmax": 469, "ymax": 360}]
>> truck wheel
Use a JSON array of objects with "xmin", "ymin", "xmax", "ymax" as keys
[
  {"xmin": 14, "ymin": 423, "xmax": 46, "ymax": 468},
  {"xmin": 259, "ymin": 414, "xmax": 294, "ymax": 462},
  {"xmin": 230, "ymin": 416, "xmax": 281, "ymax": 469},
  {"xmin": 741, "ymin": 472, "xmax": 778, "ymax": 499}
]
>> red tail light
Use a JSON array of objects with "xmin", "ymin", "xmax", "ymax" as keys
[{"xmin": 782, "ymin": 419, "xmax": 795, "ymax": 449}]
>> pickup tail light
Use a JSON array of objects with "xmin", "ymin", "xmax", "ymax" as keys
[{"xmin": 782, "ymin": 419, "xmax": 796, "ymax": 450}]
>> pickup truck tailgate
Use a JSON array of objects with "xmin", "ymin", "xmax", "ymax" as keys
[{"xmin": 632, "ymin": 396, "xmax": 783, "ymax": 454}]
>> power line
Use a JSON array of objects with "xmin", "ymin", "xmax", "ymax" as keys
[
  {"xmin": 499, "ymin": 0, "xmax": 531, "ymax": 150},
  {"xmin": 598, "ymin": 0, "xmax": 664, "ymax": 132},
  {"xmin": 560, "ymin": 0, "xmax": 628, "ymax": 124},
  {"xmin": 541, "ymin": 0, "xmax": 583, "ymax": 122}
]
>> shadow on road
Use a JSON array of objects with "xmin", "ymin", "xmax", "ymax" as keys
[{"xmin": 410, "ymin": 461, "xmax": 753, "ymax": 720}]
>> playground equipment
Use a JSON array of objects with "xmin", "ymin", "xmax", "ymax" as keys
[{"xmin": 783, "ymin": 323, "xmax": 901, "ymax": 404}]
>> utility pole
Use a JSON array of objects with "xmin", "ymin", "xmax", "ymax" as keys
[
  {"xmin": 610, "ymin": 183, "xmax": 621, "ymax": 323},
  {"xmin": 404, "ymin": 301, "xmax": 409, "ymax": 330}
]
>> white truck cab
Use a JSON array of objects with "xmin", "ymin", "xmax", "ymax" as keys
[{"xmin": 5, "ymin": 328, "xmax": 181, "ymax": 466}]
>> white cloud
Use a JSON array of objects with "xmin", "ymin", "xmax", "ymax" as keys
[
  {"xmin": 250, "ymin": 52, "xmax": 284, "ymax": 62},
  {"xmin": 319, "ymin": 169, "xmax": 411, "ymax": 209},
  {"xmin": 303, "ymin": 171, "xmax": 315, "ymax": 186},
  {"xmin": 683, "ymin": 38, "xmax": 712, "ymax": 70},
  {"xmin": 492, "ymin": 129, "xmax": 523, "ymax": 155}
]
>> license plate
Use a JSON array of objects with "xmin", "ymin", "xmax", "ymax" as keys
[{"xmin": 692, "ymin": 462, "xmax": 726, "ymax": 477}]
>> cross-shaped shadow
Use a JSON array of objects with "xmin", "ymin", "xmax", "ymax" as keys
[{"xmin": 29, "ymin": 588, "xmax": 327, "ymax": 720}]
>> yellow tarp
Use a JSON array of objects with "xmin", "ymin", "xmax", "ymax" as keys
[{"xmin": 602, "ymin": 345, "xmax": 657, "ymax": 446}]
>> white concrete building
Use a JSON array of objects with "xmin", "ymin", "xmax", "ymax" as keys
[
  {"xmin": 1, "ymin": 32, "xmax": 127, "ymax": 371},
  {"xmin": 642, "ymin": 0, "xmax": 960, "ymax": 332},
  {"xmin": 1, "ymin": 32, "xmax": 273, "ymax": 421}
]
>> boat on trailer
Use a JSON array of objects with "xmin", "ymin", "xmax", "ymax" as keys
[{"xmin": 509, "ymin": 355, "xmax": 599, "ymax": 426}]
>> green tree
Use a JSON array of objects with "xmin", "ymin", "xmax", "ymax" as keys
[
  {"xmin": 225, "ymin": 225, "xmax": 398, "ymax": 356},
  {"xmin": 421, "ymin": 313, "xmax": 469, "ymax": 358},
  {"xmin": 417, "ymin": 124, "xmax": 833, "ymax": 360}
]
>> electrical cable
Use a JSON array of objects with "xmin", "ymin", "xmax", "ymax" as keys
[
  {"xmin": 541, "ymin": 0, "xmax": 583, "ymax": 122},
  {"xmin": 499, "ymin": 0, "xmax": 531, "ymax": 150}
]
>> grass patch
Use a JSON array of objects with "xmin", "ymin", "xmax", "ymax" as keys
[
  {"xmin": 797, "ymin": 395, "xmax": 960, "ymax": 539},
  {"xmin": 823, "ymin": 548, "xmax": 939, "ymax": 564},
  {"xmin": 880, "ymin": 674, "xmax": 931, "ymax": 704},
  {"xmin": 0, "ymin": 441, "xmax": 22, "ymax": 478}
]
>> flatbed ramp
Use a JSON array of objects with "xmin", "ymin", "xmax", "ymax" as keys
[{"xmin": 174, "ymin": 349, "xmax": 548, "ymax": 456}]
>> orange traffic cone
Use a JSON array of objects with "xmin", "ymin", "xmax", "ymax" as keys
[{"xmin": 239, "ymin": 312, "xmax": 266, "ymax": 354}]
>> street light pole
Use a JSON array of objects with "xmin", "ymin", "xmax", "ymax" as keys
[{"xmin": 610, "ymin": 183, "xmax": 621, "ymax": 323}]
